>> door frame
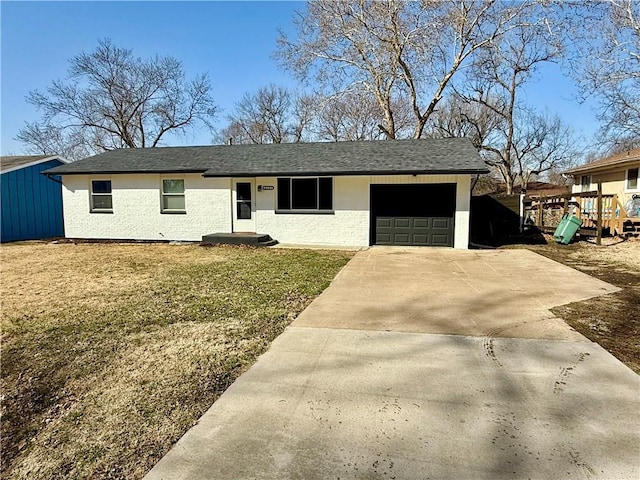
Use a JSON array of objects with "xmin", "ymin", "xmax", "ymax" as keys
[{"xmin": 232, "ymin": 179, "xmax": 256, "ymax": 232}]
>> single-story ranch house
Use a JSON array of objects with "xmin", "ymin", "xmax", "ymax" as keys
[
  {"xmin": 42, "ymin": 139, "xmax": 488, "ymax": 248},
  {"xmin": 565, "ymin": 147, "xmax": 640, "ymax": 219}
]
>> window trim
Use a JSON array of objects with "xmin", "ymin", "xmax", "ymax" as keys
[
  {"xmin": 161, "ymin": 178, "xmax": 186, "ymax": 214},
  {"xmin": 276, "ymin": 177, "xmax": 334, "ymax": 214},
  {"xmin": 90, "ymin": 179, "xmax": 113, "ymax": 213},
  {"xmin": 625, "ymin": 167, "xmax": 639, "ymax": 192}
]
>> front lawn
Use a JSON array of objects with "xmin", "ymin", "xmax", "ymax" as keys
[{"xmin": 0, "ymin": 242, "xmax": 353, "ymax": 479}]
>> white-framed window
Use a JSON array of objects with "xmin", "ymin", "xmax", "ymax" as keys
[
  {"xmin": 90, "ymin": 180, "xmax": 113, "ymax": 213},
  {"xmin": 626, "ymin": 167, "xmax": 639, "ymax": 191},
  {"xmin": 580, "ymin": 175, "xmax": 591, "ymax": 192},
  {"xmin": 276, "ymin": 177, "xmax": 333, "ymax": 212},
  {"xmin": 161, "ymin": 179, "xmax": 186, "ymax": 213}
]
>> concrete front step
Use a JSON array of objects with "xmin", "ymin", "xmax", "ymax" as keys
[{"xmin": 201, "ymin": 232, "xmax": 278, "ymax": 247}]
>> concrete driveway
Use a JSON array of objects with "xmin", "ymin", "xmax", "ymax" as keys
[{"xmin": 145, "ymin": 248, "xmax": 639, "ymax": 480}]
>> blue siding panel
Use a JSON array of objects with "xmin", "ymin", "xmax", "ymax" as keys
[{"xmin": 1, "ymin": 159, "xmax": 66, "ymax": 242}]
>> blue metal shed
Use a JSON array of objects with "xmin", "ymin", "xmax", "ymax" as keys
[{"xmin": 1, "ymin": 155, "xmax": 68, "ymax": 242}]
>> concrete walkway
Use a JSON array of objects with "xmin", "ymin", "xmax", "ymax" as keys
[{"xmin": 145, "ymin": 248, "xmax": 639, "ymax": 480}]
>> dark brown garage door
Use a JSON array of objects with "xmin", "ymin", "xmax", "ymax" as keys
[{"xmin": 371, "ymin": 184, "xmax": 456, "ymax": 247}]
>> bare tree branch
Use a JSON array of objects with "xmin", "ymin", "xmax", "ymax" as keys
[
  {"xmin": 16, "ymin": 39, "xmax": 217, "ymax": 160},
  {"xmin": 276, "ymin": 0, "xmax": 542, "ymax": 140}
]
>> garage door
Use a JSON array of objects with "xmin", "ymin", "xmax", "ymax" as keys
[{"xmin": 371, "ymin": 184, "xmax": 456, "ymax": 246}]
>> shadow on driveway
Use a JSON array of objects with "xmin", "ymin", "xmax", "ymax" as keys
[{"xmin": 145, "ymin": 248, "xmax": 639, "ymax": 480}]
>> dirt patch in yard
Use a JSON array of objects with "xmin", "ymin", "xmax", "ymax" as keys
[
  {"xmin": 519, "ymin": 237, "xmax": 639, "ymax": 374},
  {"xmin": 1, "ymin": 242, "xmax": 353, "ymax": 479}
]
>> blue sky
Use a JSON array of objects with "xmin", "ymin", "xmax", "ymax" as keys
[{"xmin": 1, "ymin": 1, "xmax": 600, "ymax": 156}]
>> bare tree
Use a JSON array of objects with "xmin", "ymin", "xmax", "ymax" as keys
[
  {"xmin": 16, "ymin": 123, "xmax": 93, "ymax": 161},
  {"xmin": 313, "ymin": 91, "xmax": 383, "ymax": 141},
  {"xmin": 567, "ymin": 0, "xmax": 640, "ymax": 151},
  {"xmin": 442, "ymin": 10, "xmax": 574, "ymax": 193},
  {"xmin": 290, "ymin": 93, "xmax": 317, "ymax": 143},
  {"xmin": 16, "ymin": 39, "xmax": 217, "ymax": 160},
  {"xmin": 424, "ymin": 95, "xmax": 503, "ymax": 150},
  {"xmin": 513, "ymin": 112, "xmax": 577, "ymax": 189},
  {"xmin": 218, "ymin": 85, "xmax": 314, "ymax": 144},
  {"xmin": 276, "ymin": 0, "xmax": 540, "ymax": 140}
]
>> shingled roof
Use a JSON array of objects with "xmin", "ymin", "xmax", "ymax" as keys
[
  {"xmin": 565, "ymin": 148, "xmax": 640, "ymax": 175},
  {"xmin": 42, "ymin": 138, "xmax": 488, "ymax": 177}
]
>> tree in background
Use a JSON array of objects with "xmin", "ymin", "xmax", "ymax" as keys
[
  {"xmin": 313, "ymin": 90, "xmax": 396, "ymax": 141},
  {"xmin": 218, "ymin": 85, "xmax": 409, "ymax": 143},
  {"xmin": 427, "ymin": 5, "xmax": 576, "ymax": 193},
  {"xmin": 567, "ymin": 0, "xmax": 640, "ymax": 152},
  {"xmin": 15, "ymin": 123, "xmax": 94, "ymax": 162},
  {"xmin": 16, "ymin": 39, "xmax": 217, "ymax": 160},
  {"xmin": 276, "ymin": 0, "xmax": 542, "ymax": 140},
  {"xmin": 217, "ymin": 84, "xmax": 316, "ymax": 144}
]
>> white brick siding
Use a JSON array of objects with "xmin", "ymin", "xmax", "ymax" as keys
[
  {"xmin": 62, "ymin": 173, "xmax": 472, "ymax": 248},
  {"xmin": 62, "ymin": 174, "xmax": 231, "ymax": 241}
]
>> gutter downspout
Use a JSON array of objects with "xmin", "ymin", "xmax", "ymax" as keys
[{"xmin": 44, "ymin": 173, "xmax": 63, "ymax": 185}]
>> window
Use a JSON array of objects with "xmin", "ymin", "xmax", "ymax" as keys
[
  {"xmin": 90, "ymin": 180, "xmax": 112, "ymax": 212},
  {"xmin": 580, "ymin": 175, "xmax": 591, "ymax": 192},
  {"xmin": 627, "ymin": 167, "xmax": 639, "ymax": 190},
  {"xmin": 161, "ymin": 179, "xmax": 185, "ymax": 213},
  {"xmin": 277, "ymin": 177, "xmax": 333, "ymax": 212}
]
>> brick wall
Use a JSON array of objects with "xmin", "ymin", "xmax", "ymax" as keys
[
  {"xmin": 62, "ymin": 173, "xmax": 472, "ymax": 248},
  {"xmin": 62, "ymin": 174, "xmax": 231, "ymax": 241}
]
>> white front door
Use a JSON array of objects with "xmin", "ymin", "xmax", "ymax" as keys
[{"xmin": 232, "ymin": 179, "xmax": 256, "ymax": 232}]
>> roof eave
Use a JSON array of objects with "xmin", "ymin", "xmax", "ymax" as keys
[
  {"xmin": 41, "ymin": 168, "xmax": 210, "ymax": 176},
  {"xmin": 203, "ymin": 168, "xmax": 489, "ymax": 178},
  {"xmin": 564, "ymin": 157, "xmax": 640, "ymax": 175}
]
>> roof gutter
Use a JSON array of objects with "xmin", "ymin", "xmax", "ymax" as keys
[
  {"xmin": 202, "ymin": 169, "xmax": 490, "ymax": 178},
  {"xmin": 43, "ymin": 173, "xmax": 63, "ymax": 185},
  {"xmin": 40, "ymin": 169, "xmax": 210, "ymax": 176}
]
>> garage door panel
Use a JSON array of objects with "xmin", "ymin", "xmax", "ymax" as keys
[
  {"xmin": 413, "ymin": 218, "xmax": 429, "ymax": 228},
  {"xmin": 432, "ymin": 218, "xmax": 451, "ymax": 229},
  {"xmin": 431, "ymin": 234, "xmax": 451, "ymax": 246},
  {"xmin": 393, "ymin": 233, "xmax": 410, "ymax": 244},
  {"xmin": 413, "ymin": 234, "xmax": 429, "ymax": 244},
  {"xmin": 371, "ymin": 184, "xmax": 456, "ymax": 247},
  {"xmin": 376, "ymin": 233, "xmax": 391, "ymax": 243},
  {"xmin": 376, "ymin": 218, "xmax": 392, "ymax": 229}
]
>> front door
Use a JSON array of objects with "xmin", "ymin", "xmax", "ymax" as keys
[{"xmin": 232, "ymin": 179, "xmax": 256, "ymax": 232}]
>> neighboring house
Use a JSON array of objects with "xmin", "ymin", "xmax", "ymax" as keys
[
  {"xmin": 565, "ymin": 148, "xmax": 640, "ymax": 218},
  {"xmin": 473, "ymin": 179, "xmax": 570, "ymax": 198},
  {"xmin": 1, "ymin": 155, "xmax": 68, "ymax": 242},
  {"xmin": 515, "ymin": 181, "xmax": 571, "ymax": 198},
  {"xmin": 42, "ymin": 139, "xmax": 487, "ymax": 248}
]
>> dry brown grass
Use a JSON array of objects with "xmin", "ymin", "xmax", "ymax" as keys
[
  {"xmin": 1, "ymin": 242, "xmax": 353, "ymax": 479},
  {"xmin": 521, "ymin": 237, "xmax": 640, "ymax": 373}
]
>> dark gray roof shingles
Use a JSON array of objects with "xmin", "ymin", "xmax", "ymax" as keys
[{"xmin": 42, "ymin": 139, "xmax": 488, "ymax": 176}]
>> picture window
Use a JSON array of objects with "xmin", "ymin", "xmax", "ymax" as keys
[{"xmin": 276, "ymin": 177, "xmax": 333, "ymax": 212}]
